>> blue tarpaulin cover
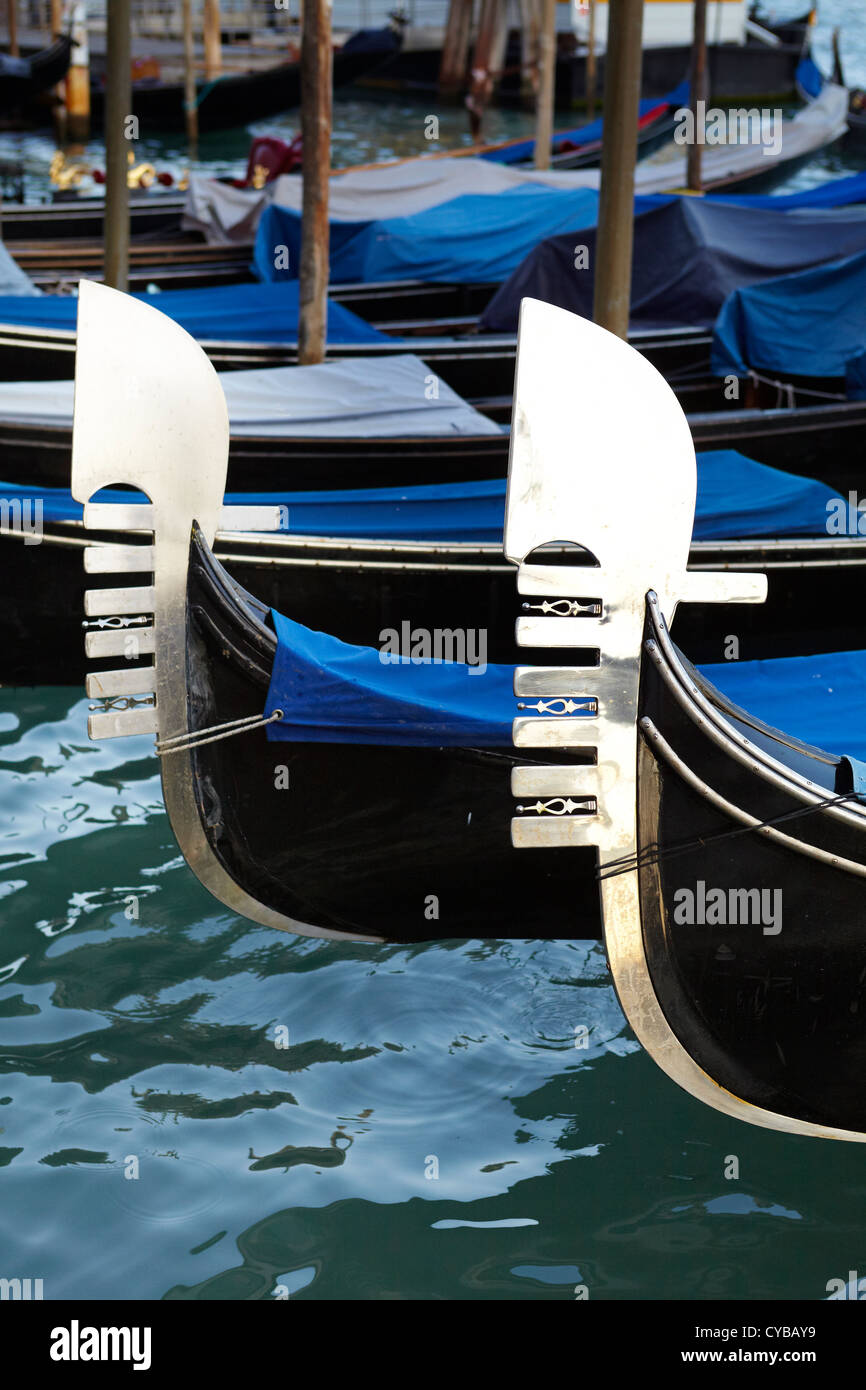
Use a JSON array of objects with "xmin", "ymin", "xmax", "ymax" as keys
[
  {"xmin": 711, "ymin": 247, "xmax": 866, "ymax": 379},
  {"xmin": 4, "ymin": 450, "xmax": 841, "ymax": 542},
  {"xmin": 0, "ymin": 280, "xmax": 389, "ymax": 345},
  {"xmin": 264, "ymin": 613, "xmax": 866, "ymax": 758},
  {"xmin": 265, "ymin": 607, "xmax": 516, "ymax": 746},
  {"xmin": 254, "ymin": 165, "xmax": 866, "ymax": 294},
  {"xmin": 701, "ymin": 650, "xmax": 866, "ymax": 764},
  {"xmin": 254, "ymin": 185, "xmax": 606, "ymax": 285},
  {"xmin": 481, "ymin": 198, "xmax": 866, "ymax": 332}
]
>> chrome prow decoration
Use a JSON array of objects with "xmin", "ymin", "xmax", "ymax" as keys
[
  {"xmin": 70, "ymin": 280, "xmax": 338, "ymax": 939},
  {"xmin": 505, "ymin": 299, "xmax": 823, "ymax": 1134}
]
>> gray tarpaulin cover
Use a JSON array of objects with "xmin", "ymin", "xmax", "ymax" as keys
[
  {"xmin": 182, "ymin": 83, "xmax": 848, "ymax": 245},
  {"xmin": 0, "ymin": 241, "xmax": 40, "ymax": 297},
  {"xmin": 0, "ymin": 353, "xmax": 502, "ymax": 438}
]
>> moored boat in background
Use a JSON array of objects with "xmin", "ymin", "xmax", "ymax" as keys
[{"xmin": 67, "ymin": 283, "xmax": 866, "ymax": 1139}]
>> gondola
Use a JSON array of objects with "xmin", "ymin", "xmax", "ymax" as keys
[
  {"xmin": 3, "ymin": 490, "xmax": 865, "ymax": 686},
  {"xmin": 86, "ymin": 24, "xmax": 402, "ymax": 133},
  {"xmin": 2, "ymin": 336, "xmax": 866, "ymax": 487},
  {"xmin": 0, "ymin": 190, "xmax": 187, "ymax": 243},
  {"xmin": 71, "ymin": 283, "xmax": 866, "ymax": 1138},
  {"xmin": 0, "ymin": 32, "xmax": 74, "ymax": 114},
  {"xmin": 358, "ymin": 29, "xmax": 810, "ymax": 107},
  {"xmin": 0, "ymin": 311, "xmax": 713, "ymax": 396},
  {"xmin": 12, "ymin": 234, "xmax": 256, "ymax": 293}
]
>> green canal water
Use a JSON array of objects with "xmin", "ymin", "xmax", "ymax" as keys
[
  {"xmin": 2, "ymin": 1, "xmax": 866, "ymax": 1303},
  {"xmin": 1, "ymin": 686, "xmax": 866, "ymax": 1301}
]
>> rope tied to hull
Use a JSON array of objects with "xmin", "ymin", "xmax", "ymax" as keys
[
  {"xmin": 596, "ymin": 790, "xmax": 864, "ymax": 882},
  {"xmin": 156, "ymin": 709, "xmax": 284, "ymax": 757}
]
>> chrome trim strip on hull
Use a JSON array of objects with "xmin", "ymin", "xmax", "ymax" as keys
[
  {"xmin": 646, "ymin": 596, "xmax": 866, "ymax": 833},
  {"xmin": 640, "ymin": 715, "xmax": 866, "ymax": 878}
]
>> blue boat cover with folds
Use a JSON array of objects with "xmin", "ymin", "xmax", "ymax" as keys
[
  {"xmin": 4, "ymin": 450, "xmax": 841, "ymax": 542},
  {"xmin": 711, "ymin": 247, "xmax": 866, "ymax": 379},
  {"xmin": 254, "ymin": 185, "xmax": 610, "ymax": 285},
  {"xmin": 264, "ymin": 614, "xmax": 866, "ymax": 760},
  {"xmin": 480, "ymin": 198, "xmax": 866, "ymax": 332},
  {"xmin": 265, "ymin": 607, "xmax": 517, "ymax": 745},
  {"xmin": 0, "ymin": 281, "xmax": 389, "ymax": 345}
]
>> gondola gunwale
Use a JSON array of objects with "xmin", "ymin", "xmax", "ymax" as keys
[
  {"xmin": 605, "ymin": 597, "xmax": 866, "ymax": 1140},
  {"xmin": 643, "ymin": 591, "xmax": 866, "ymax": 840},
  {"xmin": 634, "ymin": 594, "xmax": 866, "ymax": 1134},
  {"xmin": 183, "ymin": 523, "xmax": 603, "ymax": 942}
]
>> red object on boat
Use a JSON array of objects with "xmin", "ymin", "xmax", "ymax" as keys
[{"xmin": 230, "ymin": 134, "xmax": 304, "ymax": 188}]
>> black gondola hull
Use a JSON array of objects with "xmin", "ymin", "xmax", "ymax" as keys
[
  {"xmin": 183, "ymin": 528, "xmax": 601, "ymax": 941},
  {"xmin": 636, "ymin": 608, "xmax": 866, "ymax": 1133}
]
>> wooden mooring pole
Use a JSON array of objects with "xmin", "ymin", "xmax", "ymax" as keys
[
  {"xmin": 466, "ymin": 0, "xmax": 508, "ymax": 142},
  {"xmin": 65, "ymin": 1, "xmax": 90, "ymax": 142},
  {"xmin": 204, "ymin": 0, "xmax": 222, "ymax": 81},
  {"xmin": 298, "ymin": 0, "xmax": 332, "ymax": 365},
  {"xmin": 687, "ymin": 0, "xmax": 708, "ymax": 191},
  {"xmin": 534, "ymin": 0, "xmax": 556, "ymax": 169},
  {"xmin": 593, "ymin": 0, "xmax": 644, "ymax": 339},
  {"xmin": 7, "ymin": 0, "xmax": 17, "ymax": 57},
  {"xmin": 439, "ymin": 0, "xmax": 473, "ymax": 95},
  {"xmin": 104, "ymin": 0, "xmax": 131, "ymax": 292},
  {"xmin": 181, "ymin": 0, "xmax": 199, "ymax": 151},
  {"xmin": 585, "ymin": 0, "xmax": 597, "ymax": 120}
]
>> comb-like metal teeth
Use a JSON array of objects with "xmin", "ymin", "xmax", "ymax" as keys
[
  {"xmin": 87, "ymin": 707, "xmax": 160, "ymax": 740},
  {"xmin": 85, "ymin": 668, "xmax": 156, "ymax": 699},
  {"xmin": 511, "ymin": 765, "xmax": 602, "ymax": 798},
  {"xmin": 83, "ymin": 503, "xmax": 154, "ymax": 531},
  {"xmin": 514, "ymin": 665, "xmax": 598, "ymax": 695},
  {"xmin": 513, "ymin": 716, "xmax": 598, "ymax": 748},
  {"xmin": 84, "ymin": 544, "xmax": 155, "ymax": 574},
  {"xmin": 85, "ymin": 626, "xmax": 155, "ymax": 659},
  {"xmin": 515, "ymin": 562, "xmax": 604, "ymax": 597},
  {"xmin": 219, "ymin": 504, "xmax": 284, "ymax": 533},
  {"xmin": 516, "ymin": 616, "xmax": 605, "ymax": 648},
  {"xmin": 511, "ymin": 817, "xmax": 601, "ymax": 849},
  {"xmin": 84, "ymin": 585, "xmax": 156, "ymax": 618}
]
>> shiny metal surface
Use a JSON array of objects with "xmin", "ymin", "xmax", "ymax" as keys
[
  {"xmin": 640, "ymin": 715, "xmax": 866, "ymax": 880},
  {"xmin": 503, "ymin": 300, "xmax": 866, "ymax": 1140},
  {"xmin": 72, "ymin": 281, "xmax": 380, "ymax": 944}
]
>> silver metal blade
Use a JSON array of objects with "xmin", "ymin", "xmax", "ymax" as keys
[
  {"xmin": 504, "ymin": 298, "xmax": 698, "ymax": 615},
  {"xmin": 71, "ymin": 280, "xmax": 229, "ymax": 548}
]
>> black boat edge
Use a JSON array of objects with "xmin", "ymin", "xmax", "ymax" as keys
[
  {"xmin": 0, "ymin": 32, "xmax": 74, "ymax": 114},
  {"xmin": 70, "ymin": 283, "xmax": 866, "ymax": 1139}
]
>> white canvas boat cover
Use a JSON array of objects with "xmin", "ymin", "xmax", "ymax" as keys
[
  {"xmin": 0, "ymin": 353, "xmax": 502, "ymax": 438},
  {"xmin": 183, "ymin": 83, "xmax": 848, "ymax": 244},
  {"xmin": 632, "ymin": 82, "xmax": 849, "ymax": 195},
  {"xmin": 183, "ymin": 157, "xmax": 604, "ymax": 244},
  {"xmin": 0, "ymin": 240, "xmax": 41, "ymax": 296}
]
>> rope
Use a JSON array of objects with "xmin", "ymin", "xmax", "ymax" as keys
[
  {"xmin": 747, "ymin": 368, "xmax": 847, "ymax": 406},
  {"xmin": 595, "ymin": 790, "xmax": 862, "ymax": 882},
  {"xmin": 156, "ymin": 709, "xmax": 283, "ymax": 757}
]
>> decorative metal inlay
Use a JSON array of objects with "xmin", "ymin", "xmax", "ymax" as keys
[
  {"xmin": 69, "ymin": 281, "xmax": 376, "ymax": 944},
  {"xmin": 516, "ymin": 698, "xmax": 596, "ymax": 716},
  {"xmin": 521, "ymin": 598, "xmax": 601, "ymax": 617},
  {"xmin": 89, "ymin": 695, "xmax": 155, "ymax": 714},
  {"xmin": 496, "ymin": 301, "xmax": 866, "ymax": 1142},
  {"xmin": 516, "ymin": 797, "xmax": 597, "ymax": 817},
  {"xmin": 81, "ymin": 614, "xmax": 151, "ymax": 630}
]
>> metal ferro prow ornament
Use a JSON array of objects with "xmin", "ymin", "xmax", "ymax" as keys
[
  {"xmin": 505, "ymin": 298, "xmax": 783, "ymax": 1131},
  {"xmin": 69, "ymin": 279, "xmax": 320, "ymax": 937}
]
